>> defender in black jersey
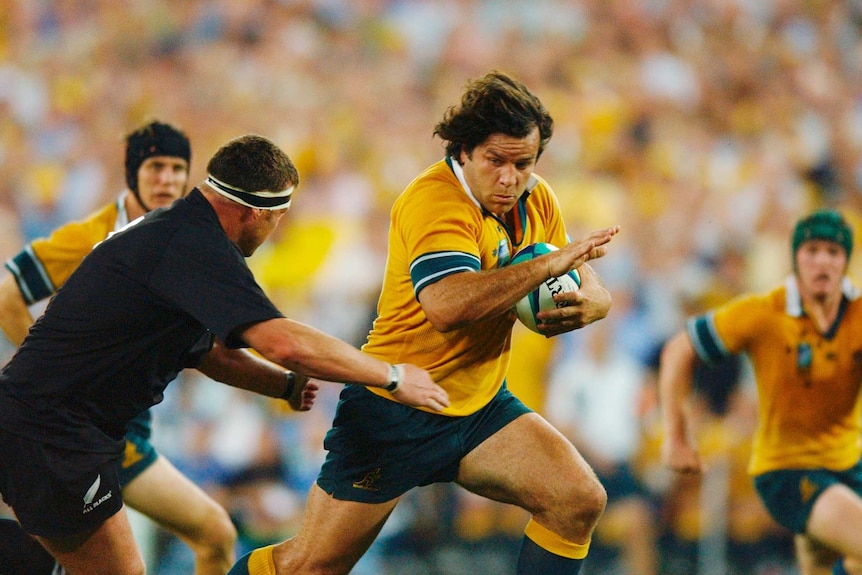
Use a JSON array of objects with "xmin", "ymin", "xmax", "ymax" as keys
[{"xmin": 0, "ymin": 134, "xmax": 448, "ymax": 575}]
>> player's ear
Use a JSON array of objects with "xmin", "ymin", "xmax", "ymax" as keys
[{"xmin": 238, "ymin": 206, "xmax": 261, "ymax": 223}]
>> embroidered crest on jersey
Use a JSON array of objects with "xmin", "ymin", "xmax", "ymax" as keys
[{"xmin": 496, "ymin": 238, "xmax": 511, "ymax": 267}]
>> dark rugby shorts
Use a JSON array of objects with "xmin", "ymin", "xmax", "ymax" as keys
[
  {"xmin": 754, "ymin": 458, "xmax": 862, "ymax": 534},
  {"xmin": 0, "ymin": 428, "xmax": 124, "ymax": 538},
  {"xmin": 117, "ymin": 430, "xmax": 159, "ymax": 487},
  {"xmin": 317, "ymin": 381, "xmax": 532, "ymax": 503}
]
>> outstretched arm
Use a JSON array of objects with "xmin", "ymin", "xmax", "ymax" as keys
[
  {"xmin": 419, "ymin": 226, "xmax": 619, "ymax": 333},
  {"xmin": 0, "ymin": 275, "xmax": 34, "ymax": 346},
  {"xmin": 240, "ymin": 317, "xmax": 450, "ymax": 412},
  {"xmin": 658, "ymin": 330, "xmax": 704, "ymax": 474},
  {"xmin": 197, "ymin": 341, "xmax": 318, "ymax": 411}
]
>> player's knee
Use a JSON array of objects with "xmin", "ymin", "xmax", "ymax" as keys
[
  {"xmin": 580, "ymin": 476, "xmax": 607, "ymax": 526},
  {"xmin": 563, "ymin": 473, "xmax": 607, "ymax": 531},
  {"xmin": 191, "ymin": 504, "xmax": 237, "ymax": 560}
]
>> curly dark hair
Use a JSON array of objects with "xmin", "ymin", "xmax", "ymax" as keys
[{"xmin": 434, "ymin": 71, "xmax": 554, "ymax": 160}]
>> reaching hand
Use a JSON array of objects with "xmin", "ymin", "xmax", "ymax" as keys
[
  {"xmin": 546, "ymin": 226, "xmax": 619, "ymax": 279},
  {"xmin": 285, "ymin": 373, "xmax": 319, "ymax": 412},
  {"xmin": 389, "ymin": 363, "xmax": 450, "ymax": 412},
  {"xmin": 661, "ymin": 435, "xmax": 704, "ymax": 475}
]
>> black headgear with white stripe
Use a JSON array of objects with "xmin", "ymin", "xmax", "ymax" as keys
[
  {"xmin": 125, "ymin": 121, "xmax": 191, "ymax": 194},
  {"xmin": 206, "ymin": 175, "xmax": 294, "ymax": 210}
]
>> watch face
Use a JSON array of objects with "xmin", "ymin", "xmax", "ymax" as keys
[{"xmin": 386, "ymin": 364, "xmax": 400, "ymax": 391}]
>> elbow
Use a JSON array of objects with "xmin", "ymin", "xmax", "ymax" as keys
[
  {"xmin": 424, "ymin": 309, "xmax": 460, "ymax": 333},
  {"xmin": 240, "ymin": 318, "xmax": 305, "ymax": 369},
  {"xmin": 257, "ymin": 339, "xmax": 303, "ymax": 368},
  {"xmin": 419, "ymin": 293, "xmax": 462, "ymax": 333}
]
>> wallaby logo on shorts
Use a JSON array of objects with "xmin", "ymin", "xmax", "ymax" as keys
[
  {"xmin": 799, "ymin": 475, "xmax": 818, "ymax": 504},
  {"xmin": 82, "ymin": 474, "xmax": 113, "ymax": 514},
  {"xmin": 352, "ymin": 468, "xmax": 382, "ymax": 492},
  {"xmin": 122, "ymin": 439, "xmax": 143, "ymax": 469}
]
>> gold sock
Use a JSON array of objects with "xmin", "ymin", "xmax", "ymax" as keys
[
  {"xmin": 247, "ymin": 545, "xmax": 277, "ymax": 575},
  {"xmin": 524, "ymin": 519, "xmax": 590, "ymax": 559}
]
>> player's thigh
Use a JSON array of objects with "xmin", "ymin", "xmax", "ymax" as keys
[
  {"xmin": 456, "ymin": 412, "xmax": 602, "ymax": 513},
  {"xmin": 280, "ymin": 483, "xmax": 399, "ymax": 574},
  {"xmin": 806, "ymin": 483, "xmax": 862, "ymax": 561},
  {"xmin": 38, "ymin": 507, "xmax": 144, "ymax": 575},
  {"xmin": 123, "ymin": 455, "xmax": 233, "ymax": 545}
]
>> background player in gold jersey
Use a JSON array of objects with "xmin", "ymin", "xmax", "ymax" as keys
[
  {"xmin": 659, "ymin": 209, "xmax": 862, "ymax": 575},
  {"xmin": 0, "ymin": 120, "xmax": 239, "ymax": 575},
  {"xmin": 229, "ymin": 71, "xmax": 619, "ymax": 575}
]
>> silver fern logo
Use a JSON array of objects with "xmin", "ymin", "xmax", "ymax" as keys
[
  {"xmin": 82, "ymin": 474, "xmax": 113, "ymax": 514},
  {"xmin": 83, "ymin": 475, "xmax": 101, "ymax": 505}
]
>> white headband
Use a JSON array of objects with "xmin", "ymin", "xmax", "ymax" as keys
[{"xmin": 206, "ymin": 175, "xmax": 294, "ymax": 210}]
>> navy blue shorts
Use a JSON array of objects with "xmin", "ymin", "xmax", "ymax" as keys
[
  {"xmin": 0, "ymin": 428, "xmax": 124, "ymax": 538},
  {"xmin": 754, "ymin": 458, "xmax": 862, "ymax": 534},
  {"xmin": 317, "ymin": 382, "xmax": 532, "ymax": 503}
]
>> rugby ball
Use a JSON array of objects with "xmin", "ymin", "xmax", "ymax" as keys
[{"xmin": 511, "ymin": 243, "xmax": 581, "ymax": 333}]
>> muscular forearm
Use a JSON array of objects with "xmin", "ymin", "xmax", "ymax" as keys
[
  {"xmin": 197, "ymin": 342, "xmax": 289, "ymax": 397},
  {"xmin": 419, "ymin": 226, "xmax": 618, "ymax": 332},
  {"xmin": 242, "ymin": 318, "xmax": 392, "ymax": 388},
  {"xmin": 420, "ymin": 255, "xmax": 554, "ymax": 332},
  {"xmin": 0, "ymin": 275, "xmax": 34, "ymax": 345}
]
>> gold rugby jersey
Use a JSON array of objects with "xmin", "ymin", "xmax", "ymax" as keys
[
  {"xmin": 363, "ymin": 158, "xmax": 568, "ymax": 416},
  {"xmin": 6, "ymin": 194, "xmax": 128, "ymax": 304},
  {"xmin": 688, "ymin": 276, "xmax": 862, "ymax": 475}
]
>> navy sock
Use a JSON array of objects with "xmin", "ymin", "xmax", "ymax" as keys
[
  {"xmin": 0, "ymin": 517, "xmax": 58, "ymax": 575},
  {"xmin": 226, "ymin": 550, "xmax": 254, "ymax": 575},
  {"xmin": 834, "ymin": 558, "xmax": 849, "ymax": 575},
  {"xmin": 516, "ymin": 535, "xmax": 583, "ymax": 575}
]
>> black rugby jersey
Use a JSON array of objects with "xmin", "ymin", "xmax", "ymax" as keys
[{"xmin": 0, "ymin": 189, "xmax": 283, "ymax": 451}]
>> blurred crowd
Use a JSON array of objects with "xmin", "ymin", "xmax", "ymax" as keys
[{"xmin": 3, "ymin": 0, "xmax": 862, "ymax": 573}]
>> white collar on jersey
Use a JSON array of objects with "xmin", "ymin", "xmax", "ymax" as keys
[
  {"xmin": 448, "ymin": 156, "xmax": 482, "ymax": 210},
  {"xmin": 116, "ymin": 190, "xmax": 131, "ymax": 229},
  {"xmin": 785, "ymin": 274, "xmax": 860, "ymax": 317}
]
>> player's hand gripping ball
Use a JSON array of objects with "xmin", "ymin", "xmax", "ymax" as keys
[{"xmin": 511, "ymin": 243, "xmax": 581, "ymax": 333}]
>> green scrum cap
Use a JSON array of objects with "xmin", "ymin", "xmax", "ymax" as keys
[{"xmin": 791, "ymin": 209, "xmax": 853, "ymax": 259}]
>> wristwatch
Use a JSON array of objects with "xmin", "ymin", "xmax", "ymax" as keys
[
  {"xmin": 280, "ymin": 371, "xmax": 296, "ymax": 401},
  {"xmin": 385, "ymin": 363, "xmax": 403, "ymax": 393}
]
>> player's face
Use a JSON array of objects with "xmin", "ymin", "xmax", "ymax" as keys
[
  {"xmin": 459, "ymin": 129, "xmax": 540, "ymax": 217},
  {"xmin": 137, "ymin": 156, "xmax": 190, "ymax": 209},
  {"xmin": 795, "ymin": 239, "xmax": 847, "ymax": 300},
  {"xmin": 237, "ymin": 207, "xmax": 289, "ymax": 257}
]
